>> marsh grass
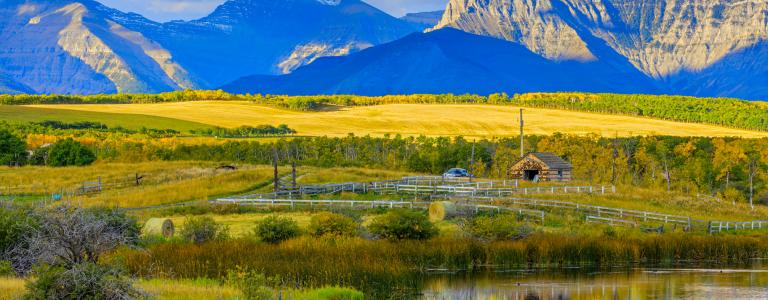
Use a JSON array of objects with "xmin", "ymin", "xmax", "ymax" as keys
[{"xmin": 116, "ymin": 233, "xmax": 768, "ymax": 297}]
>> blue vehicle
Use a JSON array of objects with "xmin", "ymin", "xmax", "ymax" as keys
[{"xmin": 442, "ymin": 168, "xmax": 471, "ymax": 178}]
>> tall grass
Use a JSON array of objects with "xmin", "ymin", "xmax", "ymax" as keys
[{"xmin": 115, "ymin": 234, "xmax": 768, "ymax": 296}]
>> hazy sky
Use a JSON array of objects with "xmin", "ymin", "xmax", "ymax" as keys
[{"xmin": 99, "ymin": 0, "xmax": 448, "ymax": 22}]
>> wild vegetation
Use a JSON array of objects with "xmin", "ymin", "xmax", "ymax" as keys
[
  {"xmin": 7, "ymin": 125, "xmax": 768, "ymax": 206},
  {"xmin": 4, "ymin": 92, "xmax": 768, "ymax": 298}
]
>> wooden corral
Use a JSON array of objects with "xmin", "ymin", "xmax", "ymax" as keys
[{"xmin": 510, "ymin": 153, "xmax": 573, "ymax": 182}]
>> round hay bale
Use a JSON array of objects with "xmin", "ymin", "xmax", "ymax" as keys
[
  {"xmin": 142, "ymin": 218, "xmax": 175, "ymax": 238},
  {"xmin": 429, "ymin": 201, "xmax": 458, "ymax": 222}
]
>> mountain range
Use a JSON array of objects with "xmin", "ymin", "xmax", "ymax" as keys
[
  {"xmin": 0, "ymin": 0, "xmax": 417, "ymax": 94},
  {"xmin": 1, "ymin": 0, "xmax": 768, "ymax": 100}
]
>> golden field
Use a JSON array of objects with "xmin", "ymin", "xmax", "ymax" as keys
[{"xmin": 24, "ymin": 101, "xmax": 768, "ymax": 138}]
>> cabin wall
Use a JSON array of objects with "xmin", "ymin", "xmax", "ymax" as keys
[{"xmin": 510, "ymin": 168, "xmax": 572, "ymax": 182}]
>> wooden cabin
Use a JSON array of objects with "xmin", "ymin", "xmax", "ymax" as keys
[{"xmin": 510, "ymin": 153, "xmax": 573, "ymax": 182}]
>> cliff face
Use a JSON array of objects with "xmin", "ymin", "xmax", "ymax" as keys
[
  {"xmin": 435, "ymin": 0, "xmax": 768, "ymax": 98},
  {"xmin": 0, "ymin": 0, "xmax": 196, "ymax": 94}
]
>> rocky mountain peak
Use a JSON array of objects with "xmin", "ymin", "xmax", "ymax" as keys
[{"xmin": 435, "ymin": 0, "xmax": 768, "ymax": 79}]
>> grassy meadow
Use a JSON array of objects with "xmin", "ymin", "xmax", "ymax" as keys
[
  {"xmin": 18, "ymin": 101, "xmax": 768, "ymax": 138},
  {"xmin": 0, "ymin": 105, "xmax": 211, "ymax": 132}
]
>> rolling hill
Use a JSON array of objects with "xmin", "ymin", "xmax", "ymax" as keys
[{"xmin": 18, "ymin": 101, "xmax": 768, "ymax": 138}]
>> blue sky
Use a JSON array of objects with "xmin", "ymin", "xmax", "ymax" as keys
[{"xmin": 100, "ymin": 0, "xmax": 448, "ymax": 22}]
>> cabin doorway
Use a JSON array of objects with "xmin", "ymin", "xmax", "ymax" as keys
[{"xmin": 523, "ymin": 170, "xmax": 540, "ymax": 181}]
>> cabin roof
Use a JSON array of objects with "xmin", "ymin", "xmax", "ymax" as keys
[{"xmin": 527, "ymin": 152, "xmax": 572, "ymax": 169}]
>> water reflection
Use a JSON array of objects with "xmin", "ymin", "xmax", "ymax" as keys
[{"xmin": 421, "ymin": 268, "xmax": 768, "ymax": 299}]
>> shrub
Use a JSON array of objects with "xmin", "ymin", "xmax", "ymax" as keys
[
  {"xmin": 308, "ymin": 213, "xmax": 358, "ymax": 237},
  {"xmin": 180, "ymin": 216, "xmax": 229, "ymax": 244},
  {"xmin": 10, "ymin": 206, "xmax": 136, "ymax": 274},
  {"xmin": 0, "ymin": 207, "xmax": 37, "ymax": 257},
  {"xmin": 226, "ymin": 267, "xmax": 279, "ymax": 300},
  {"xmin": 24, "ymin": 262, "xmax": 142, "ymax": 300},
  {"xmin": 255, "ymin": 216, "xmax": 301, "ymax": 244},
  {"xmin": 87, "ymin": 207, "xmax": 141, "ymax": 246},
  {"xmin": 295, "ymin": 286, "xmax": 365, "ymax": 300},
  {"xmin": 0, "ymin": 261, "xmax": 14, "ymax": 276},
  {"xmin": 721, "ymin": 187, "xmax": 746, "ymax": 204},
  {"xmin": 367, "ymin": 209, "xmax": 437, "ymax": 241},
  {"xmin": 0, "ymin": 129, "xmax": 26, "ymax": 166},
  {"xmin": 47, "ymin": 138, "xmax": 96, "ymax": 167},
  {"xmin": 467, "ymin": 213, "xmax": 533, "ymax": 241}
]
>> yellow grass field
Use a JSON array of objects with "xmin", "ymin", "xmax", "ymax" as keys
[{"xmin": 27, "ymin": 102, "xmax": 768, "ymax": 138}]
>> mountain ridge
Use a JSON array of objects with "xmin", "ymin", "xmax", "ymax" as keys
[
  {"xmin": 221, "ymin": 28, "xmax": 662, "ymax": 96},
  {"xmin": 0, "ymin": 0, "xmax": 419, "ymax": 94}
]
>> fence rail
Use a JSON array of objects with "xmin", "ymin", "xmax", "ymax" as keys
[
  {"xmin": 213, "ymin": 198, "xmax": 546, "ymax": 222},
  {"xmin": 216, "ymin": 198, "xmax": 431, "ymax": 210},
  {"xmin": 456, "ymin": 204, "xmax": 545, "ymax": 222},
  {"xmin": 586, "ymin": 216, "xmax": 638, "ymax": 227},
  {"xmin": 435, "ymin": 195, "xmax": 696, "ymax": 227},
  {"xmin": 231, "ymin": 176, "xmax": 615, "ymax": 200},
  {"xmin": 708, "ymin": 221, "xmax": 768, "ymax": 233}
]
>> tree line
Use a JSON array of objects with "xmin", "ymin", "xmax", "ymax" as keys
[
  {"xmin": 189, "ymin": 125, "xmax": 297, "ymax": 138},
  {"xmin": 0, "ymin": 121, "xmax": 295, "ymax": 139},
  {"xmin": 6, "ymin": 124, "xmax": 768, "ymax": 205},
  {"xmin": 66, "ymin": 134, "xmax": 768, "ymax": 206}
]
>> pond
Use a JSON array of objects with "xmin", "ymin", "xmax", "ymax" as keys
[{"xmin": 420, "ymin": 267, "xmax": 768, "ymax": 299}]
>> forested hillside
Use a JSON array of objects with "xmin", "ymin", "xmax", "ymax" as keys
[{"xmin": 3, "ymin": 122, "xmax": 766, "ymax": 204}]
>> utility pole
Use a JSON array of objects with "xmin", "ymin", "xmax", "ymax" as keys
[
  {"xmin": 469, "ymin": 140, "xmax": 476, "ymax": 183},
  {"xmin": 272, "ymin": 147, "xmax": 279, "ymax": 193},
  {"xmin": 520, "ymin": 108, "xmax": 525, "ymax": 158},
  {"xmin": 291, "ymin": 146, "xmax": 297, "ymax": 190}
]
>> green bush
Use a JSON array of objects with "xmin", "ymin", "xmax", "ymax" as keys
[
  {"xmin": 226, "ymin": 267, "xmax": 279, "ymax": 300},
  {"xmin": 180, "ymin": 216, "xmax": 229, "ymax": 244},
  {"xmin": 0, "ymin": 129, "xmax": 26, "ymax": 166},
  {"xmin": 24, "ymin": 262, "xmax": 142, "ymax": 300},
  {"xmin": 295, "ymin": 286, "xmax": 365, "ymax": 300},
  {"xmin": 0, "ymin": 261, "xmax": 14, "ymax": 276},
  {"xmin": 255, "ymin": 216, "xmax": 301, "ymax": 244},
  {"xmin": 0, "ymin": 207, "xmax": 37, "ymax": 257},
  {"xmin": 467, "ymin": 213, "xmax": 533, "ymax": 241},
  {"xmin": 308, "ymin": 213, "xmax": 358, "ymax": 237},
  {"xmin": 47, "ymin": 138, "xmax": 96, "ymax": 167},
  {"xmin": 367, "ymin": 209, "xmax": 437, "ymax": 241}
]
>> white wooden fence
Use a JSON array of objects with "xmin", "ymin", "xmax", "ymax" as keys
[{"xmin": 708, "ymin": 220, "xmax": 768, "ymax": 233}]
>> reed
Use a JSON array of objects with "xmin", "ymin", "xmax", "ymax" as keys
[{"xmin": 115, "ymin": 233, "xmax": 768, "ymax": 296}]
